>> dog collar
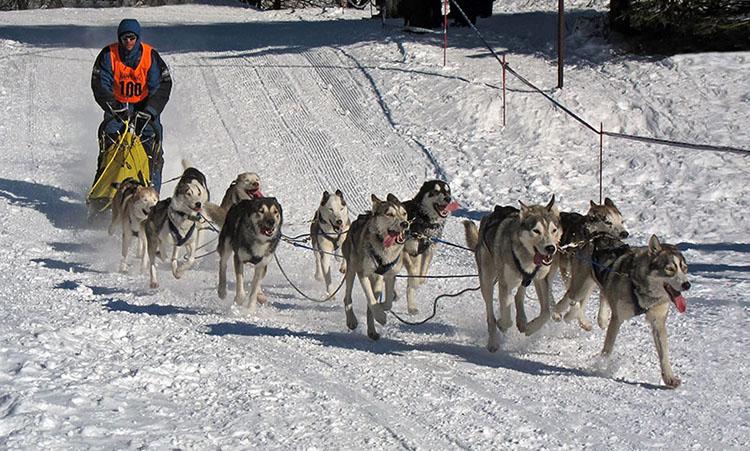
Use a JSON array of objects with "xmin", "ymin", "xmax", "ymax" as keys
[{"xmin": 511, "ymin": 248, "xmax": 539, "ymax": 287}]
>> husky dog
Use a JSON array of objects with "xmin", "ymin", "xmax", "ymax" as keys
[
  {"xmin": 463, "ymin": 197, "xmax": 561, "ymax": 351},
  {"xmin": 563, "ymin": 234, "xmax": 690, "ymax": 388},
  {"xmin": 552, "ymin": 198, "xmax": 629, "ymax": 330},
  {"xmin": 205, "ymin": 172, "xmax": 263, "ymax": 228},
  {"xmin": 342, "ymin": 194, "xmax": 409, "ymax": 340},
  {"xmin": 144, "ymin": 161, "xmax": 210, "ymax": 289},
  {"xmin": 401, "ymin": 180, "xmax": 457, "ymax": 314},
  {"xmin": 108, "ymin": 178, "xmax": 159, "ymax": 273},
  {"xmin": 217, "ymin": 197, "xmax": 283, "ymax": 312},
  {"xmin": 310, "ymin": 190, "xmax": 350, "ymax": 296}
]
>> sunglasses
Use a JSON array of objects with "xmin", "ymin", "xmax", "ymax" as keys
[{"xmin": 120, "ymin": 34, "xmax": 137, "ymax": 42}]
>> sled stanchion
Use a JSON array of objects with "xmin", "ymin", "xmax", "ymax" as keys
[
  {"xmin": 599, "ymin": 122, "xmax": 604, "ymax": 204},
  {"xmin": 502, "ymin": 54, "xmax": 506, "ymax": 127}
]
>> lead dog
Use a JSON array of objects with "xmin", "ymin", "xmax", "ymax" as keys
[
  {"xmin": 205, "ymin": 172, "xmax": 263, "ymax": 228},
  {"xmin": 464, "ymin": 197, "xmax": 561, "ymax": 351},
  {"xmin": 341, "ymin": 194, "xmax": 409, "ymax": 340},
  {"xmin": 144, "ymin": 161, "xmax": 209, "ymax": 288},
  {"xmin": 552, "ymin": 198, "xmax": 629, "ymax": 330},
  {"xmin": 217, "ymin": 197, "xmax": 283, "ymax": 312},
  {"xmin": 563, "ymin": 234, "xmax": 690, "ymax": 388},
  {"xmin": 108, "ymin": 178, "xmax": 159, "ymax": 273},
  {"xmin": 310, "ymin": 190, "xmax": 350, "ymax": 296},
  {"xmin": 401, "ymin": 180, "xmax": 457, "ymax": 315}
]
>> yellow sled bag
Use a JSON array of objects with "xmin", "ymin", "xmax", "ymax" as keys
[{"xmin": 87, "ymin": 123, "xmax": 151, "ymax": 212}]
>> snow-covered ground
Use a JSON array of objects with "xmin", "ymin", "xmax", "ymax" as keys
[{"xmin": 0, "ymin": 2, "xmax": 748, "ymax": 448}]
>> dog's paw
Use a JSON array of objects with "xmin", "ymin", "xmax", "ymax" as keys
[
  {"xmin": 662, "ymin": 374, "xmax": 682, "ymax": 389},
  {"xmin": 372, "ymin": 304, "xmax": 387, "ymax": 325},
  {"xmin": 367, "ymin": 329, "xmax": 380, "ymax": 341}
]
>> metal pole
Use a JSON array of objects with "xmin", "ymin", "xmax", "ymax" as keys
[
  {"xmin": 599, "ymin": 122, "xmax": 603, "ymax": 203},
  {"xmin": 557, "ymin": 0, "xmax": 564, "ymax": 89}
]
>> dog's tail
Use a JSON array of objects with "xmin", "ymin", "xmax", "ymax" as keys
[
  {"xmin": 204, "ymin": 202, "xmax": 226, "ymax": 229},
  {"xmin": 463, "ymin": 220, "xmax": 479, "ymax": 252}
]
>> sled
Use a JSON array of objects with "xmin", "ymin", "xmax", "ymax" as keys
[{"xmin": 86, "ymin": 112, "xmax": 152, "ymax": 220}]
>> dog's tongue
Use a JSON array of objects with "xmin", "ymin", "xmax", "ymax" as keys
[
  {"xmin": 383, "ymin": 232, "xmax": 400, "ymax": 248},
  {"xmin": 665, "ymin": 285, "xmax": 687, "ymax": 313},
  {"xmin": 445, "ymin": 201, "xmax": 460, "ymax": 213},
  {"xmin": 674, "ymin": 295, "xmax": 687, "ymax": 313}
]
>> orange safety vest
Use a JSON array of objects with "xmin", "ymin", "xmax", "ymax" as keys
[{"xmin": 109, "ymin": 42, "xmax": 153, "ymax": 104}]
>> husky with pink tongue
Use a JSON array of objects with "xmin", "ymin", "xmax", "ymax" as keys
[
  {"xmin": 341, "ymin": 193, "xmax": 409, "ymax": 340},
  {"xmin": 569, "ymin": 233, "xmax": 690, "ymax": 388}
]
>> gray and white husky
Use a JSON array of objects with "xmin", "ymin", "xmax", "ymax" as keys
[
  {"xmin": 401, "ymin": 180, "xmax": 457, "ymax": 315},
  {"xmin": 552, "ymin": 197, "xmax": 629, "ymax": 330},
  {"xmin": 108, "ymin": 177, "xmax": 159, "ymax": 273},
  {"xmin": 217, "ymin": 197, "xmax": 283, "ymax": 312},
  {"xmin": 205, "ymin": 171, "xmax": 263, "ymax": 228},
  {"xmin": 341, "ymin": 194, "xmax": 409, "ymax": 340},
  {"xmin": 561, "ymin": 234, "xmax": 690, "ymax": 388},
  {"xmin": 310, "ymin": 190, "xmax": 350, "ymax": 296},
  {"xmin": 144, "ymin": 161, "xmax": 209, "ymax": 289},
  {"xmin": 463, "ymin": 197, "xmax": 561, "ymax": 351}
]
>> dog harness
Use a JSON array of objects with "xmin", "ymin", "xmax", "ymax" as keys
[
  {"xmin": 167, "ymin": 208, "xmax": 198, "ymax": 247},
  {"xmin": 369, "ymin": 248, "xmax": 401, "ymax": 275},
  {"xmin": 511, "ymin": 249, "xmax": 539, "ymax": 287}
]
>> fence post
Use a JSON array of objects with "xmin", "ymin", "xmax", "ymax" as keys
[{"xmin": 599, "ymin": 122, "xmax": 603, "ymax": 204}]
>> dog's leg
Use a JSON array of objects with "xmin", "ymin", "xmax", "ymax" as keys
[
  {"xmin": 360, "ymin": 272, "xmax": 386, "ymax": 326},
  {"xmin": 646, "ymin": 303, "xmax": 680, "ymax": 388},
  {"xmin": 314, "ymin": 244, "xmax": 325, "ymax": 282},
  {"xmin": 320, "ymin": 250, "xmax": 334, "ymax": 295},
  {"xmin": 417, "ymin": 247, "xmax": 433, "ymax": 287},
  {"xmin": 119, "ymin": 225, "xmax": 132, "ymax": 273},
  {"xmin": 217, "ymin": 241, "xmax": 230, "ymax": 300},
  {"xmin": 246, "ymin": 263, "xmax": 267, "ymax": 313},
  {"xmin": 403, "ymin": 253, "xmax": 419, "ymax": 315},
  {"xmin": 524, "ymin": 276, "xmax": 552, "ymax": 336},
  {"xmin": 597, "ymin": 295, "xmax": 612, "ymax": 330},
  {"xmin": 382, "ymin": 274, "xmax": 397, "ymax": 311},
  {"xmin": 479, "ymin": 268, "xmax": 500, "ymax": 352},
  {"xmin": 233, "ymin": 253, "xmax": 247, "ymax": 307},
  {"xmin": 342, "ymin": 264, "xmax": 358, "ymax": 330},
  {"xmin": 366, "ymin": 303, "xmax": 379, "ymax": 341},
  {"xmin": 601, "ymin": 312, "xmax": 623, "ymax": 356},
  {"xmin": 514, "ymin": 286, "xmax": 527, "ymax": 333}
]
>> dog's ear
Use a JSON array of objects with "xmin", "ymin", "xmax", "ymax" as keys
[
  {"xmin": 321, "ymin": 191, "xmax": 330, "ymax": 206},
  {"xmin": 545, "ymin": 194, "xmax": 556, "ymax": 211},
  {"xmin": 386, "ymin": 193, "xmax": 401, "ymax": 206},
  {"xmin": 371, "ymin": 194, "xmax": 382, "ymax": 209},
  {"xmin": 335, "ymin": 189, "xmax": 346, "ymax": 206},
  {"xmin": 648, "ymin": 234, "xmax": 662, "ymax": 254}
]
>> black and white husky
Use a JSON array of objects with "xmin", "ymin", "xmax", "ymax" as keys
[
  {"xmin": 310, "ymin": 190, "xmax": 350, "ymax": 297},
  {"xmin": 401, "ymin": 180, "xmax": 457, "ymax": 314},
  {"xmin": 217, "ymin": 197, "xmax": 283, "ymax": 312},
  {"xmin": 144, "ymin": 161, "xmax": 209, "ymax": 289}
]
